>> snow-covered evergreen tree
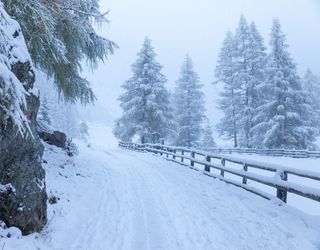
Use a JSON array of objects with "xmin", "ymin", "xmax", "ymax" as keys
[
  {"xmin": 302, "ymin": 69, "xmax": 320, "ymax": 132},
  {"xmin": 233, "ymin": 16, "xmax": 267, "ymax": 147},
  {"xmin": 35, "ymin": 71, "xmax": 81, "ymax": 138},
  {"xmin": 200, "ymin": 123, "xmax": 216, "ymax": 147},
  {"xmin": 228, "ymin": 15, "xmax": 266, "ymax": 147},
  {"xmin": 232, "ymin": 16, "xmax": 252, "ymax": 147},
  {"xmin": 252, "ymin": 18, "xmax": 317, "ymax": 149},
  {"xmin": 39, "ymin": 96, "xmax": 51, "ymax": 125},
  {"xmin": 173, "ymin": 55, "xmax": 205, "ymax": 147},
  {"xmin": 79, "ymin": 121, "xmax": 89, "ymax": 141},
  {"xmin": 215, "ymin": 31, "xmax": 241, "ymax": 147},
  {"xmin": 3, "ymin": 0, "xmax": 117, "ymax": 103},
  {"xmin": 114, "ymin": 37, "xmax": 172, "ymax": 143},
  {"xmin": 246, "ymin": 22, "xmax": 268, "ymax": 146}
]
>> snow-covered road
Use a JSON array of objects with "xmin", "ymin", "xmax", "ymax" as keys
[{"xmin": 2, "ymin": 143, "xmax": 320, "ymax": 249}]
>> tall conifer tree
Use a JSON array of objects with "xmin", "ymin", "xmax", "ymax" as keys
[
  {"xmin": 215, "ymin": 31, "xmax": 241, "ymax": 147},
  {"xmin": 115, "ymin": 37, "xmax": 172, "ymax": 142},
  {"xmin": 232, "ymin": 16, "xmax": 267, "ymax": 147},
  {"xmin": 252, "ymin": 19, "xmax": 317, "ymax": 149},
  {"xmin": 173, "ymin": 56, "xmax": 205, "ymax": 147},
  {"xmin": 302, "ymin": 69, "xmax": 320, "ymax": 133},
  {"xmin": 201, "ymin": 123, "xmax": 216, "ymax": 147}
]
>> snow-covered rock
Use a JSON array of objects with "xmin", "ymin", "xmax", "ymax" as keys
[{"xmin": 0, "ymin": 4, "xmax": 47, "ymax": 235}]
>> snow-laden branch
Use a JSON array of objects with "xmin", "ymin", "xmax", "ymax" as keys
[
  {"xmin": 0, "ymin": 4, "xmax": 33, "ymax": 136},
  {"xmin": 63, "ymin": 6, "xmax": 110, "ymax": 20}
]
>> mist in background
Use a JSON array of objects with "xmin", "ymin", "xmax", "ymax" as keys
[{"xmin": 82, "ymin": 0, "xmax": 320, "ymax": 144}]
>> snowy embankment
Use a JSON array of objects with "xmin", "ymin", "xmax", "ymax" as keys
[
  {"xmin": 211, "ymin": 153, "xmax": 320, "ymax": 216},
  {"xmin": 1, "ymin": 141, "xmax": 320, "ymax": 250}
]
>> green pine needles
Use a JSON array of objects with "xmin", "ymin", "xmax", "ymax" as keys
[{"xmin": 3, "ymin": 0, "xmax": 118, "ymax": 104}]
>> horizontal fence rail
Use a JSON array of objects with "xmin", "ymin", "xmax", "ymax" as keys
[
  {"xmin": 197, "ymin": 147, "xmax": 320, "ymax": 158},
  {"xmin": 119, "ymin": 142, "xmax": 320, "ymax": 204}
]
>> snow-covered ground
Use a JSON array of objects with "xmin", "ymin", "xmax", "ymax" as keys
[
  {"xmin": 202, "ymin": 153, "xmax": 320, "ymax": 216},
  {"xmin": 1, "ymin": 140, "xmax": 320, "ymax": 250}
]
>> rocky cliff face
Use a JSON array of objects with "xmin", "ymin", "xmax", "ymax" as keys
[{"xmin": 0, "ymin": 6, "xmax": 47, "ymax": 235}]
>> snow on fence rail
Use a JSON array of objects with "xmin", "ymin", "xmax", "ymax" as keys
[
  {"xmin": 119, "ymin": 142, "xmax": 320, "ymax": 204},
  {"xmin": 197, "ymin": 147, "xmax": 320, "ymax": 158}
]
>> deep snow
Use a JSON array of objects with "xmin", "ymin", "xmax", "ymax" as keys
[{"xmin": 1, "ymin": 140, "xmax": 320, "ymax": 250}]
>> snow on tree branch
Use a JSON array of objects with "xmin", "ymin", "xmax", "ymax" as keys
[{"xmin": 0, "ymin": 4, "xmax": 33, "ymax": 136}]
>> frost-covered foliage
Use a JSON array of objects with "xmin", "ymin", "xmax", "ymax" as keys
[
  {"xmin": 3, "ymin": 0, "xmax": 117, "ymax": 104},
  {"xmin": 173, "ymin": 56, "xmax": 205, "ymax": 147},
  {"xmin": 252, "ymin": 19, "xmax": 317, "ymax": 149},
  {"xmin": 114, "ymin": 37, "xmax": 172, "ymax": 143},
  {"xmin": 0, "ymin": 4, "xmax": 32, "ymax": 135}
]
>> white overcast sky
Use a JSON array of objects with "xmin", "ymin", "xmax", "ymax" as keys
[{"xmin": 84, "ymin": 0, "xmax": 320, "ymax": 132}]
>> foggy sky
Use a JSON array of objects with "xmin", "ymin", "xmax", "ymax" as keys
[{"xmin": 84, "ymin": 0, "xmax": 320, "ymax": 135}]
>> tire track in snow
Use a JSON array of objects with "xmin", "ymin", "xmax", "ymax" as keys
[
  {"xmin": 117, "ymin": 151, "xmax": 221, "ymax": 249},
  {"xmin": 45, "ymin": 147, "xmax": 320, "ymax": 250},
  {"xmin": 115, "ymin": 150, "xmax": 320, "ymax": 250},
  {"xmin": 69, "ymin": 155, "xmax": 130, "ymax": 250},
  {"xmin": 5, "ymin": 145, "xmax": 319, "ymax": 250}
]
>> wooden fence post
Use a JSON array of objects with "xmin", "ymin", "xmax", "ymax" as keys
[
  {"xmin": 191, "ymin": 151, "xmax": 195, "ymax": 167},
  {"xmin": 277, "ymin": 171, "xmax": 288, "ymax": 203},
  {"xmin": 181, "ymin": 150, "xmax": 184, "ymax": 163},
  {"xmin": 166, "ymin": 147, "xmax": 169, "ymax": 158},
  {"xmin": 220, "ymin": 159, "xmax": 225, "ymax": 177},
  {"xmin": 173, "ymin": 149, "xmax": 176, "ymax": 160},
  {"xmin": 204, "ymin": 156, "xmax": 211, "ymax": 172},
  {"xmin": 242, "ymin": 164, "xmax": 248, "ymax": 184}
]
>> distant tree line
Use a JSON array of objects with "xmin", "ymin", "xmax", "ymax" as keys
[{"xmin": 115, "ymin": 16, "xmax": 320, "ymax": 150}]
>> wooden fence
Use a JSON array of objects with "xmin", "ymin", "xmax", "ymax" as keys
[
  {"xmin": 119, "ymin": 142, "xmax": 320, "ymax": 204},
  {"xmin": 197, "ymin": 147, "xmax": 320, "ymax": 158}
]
